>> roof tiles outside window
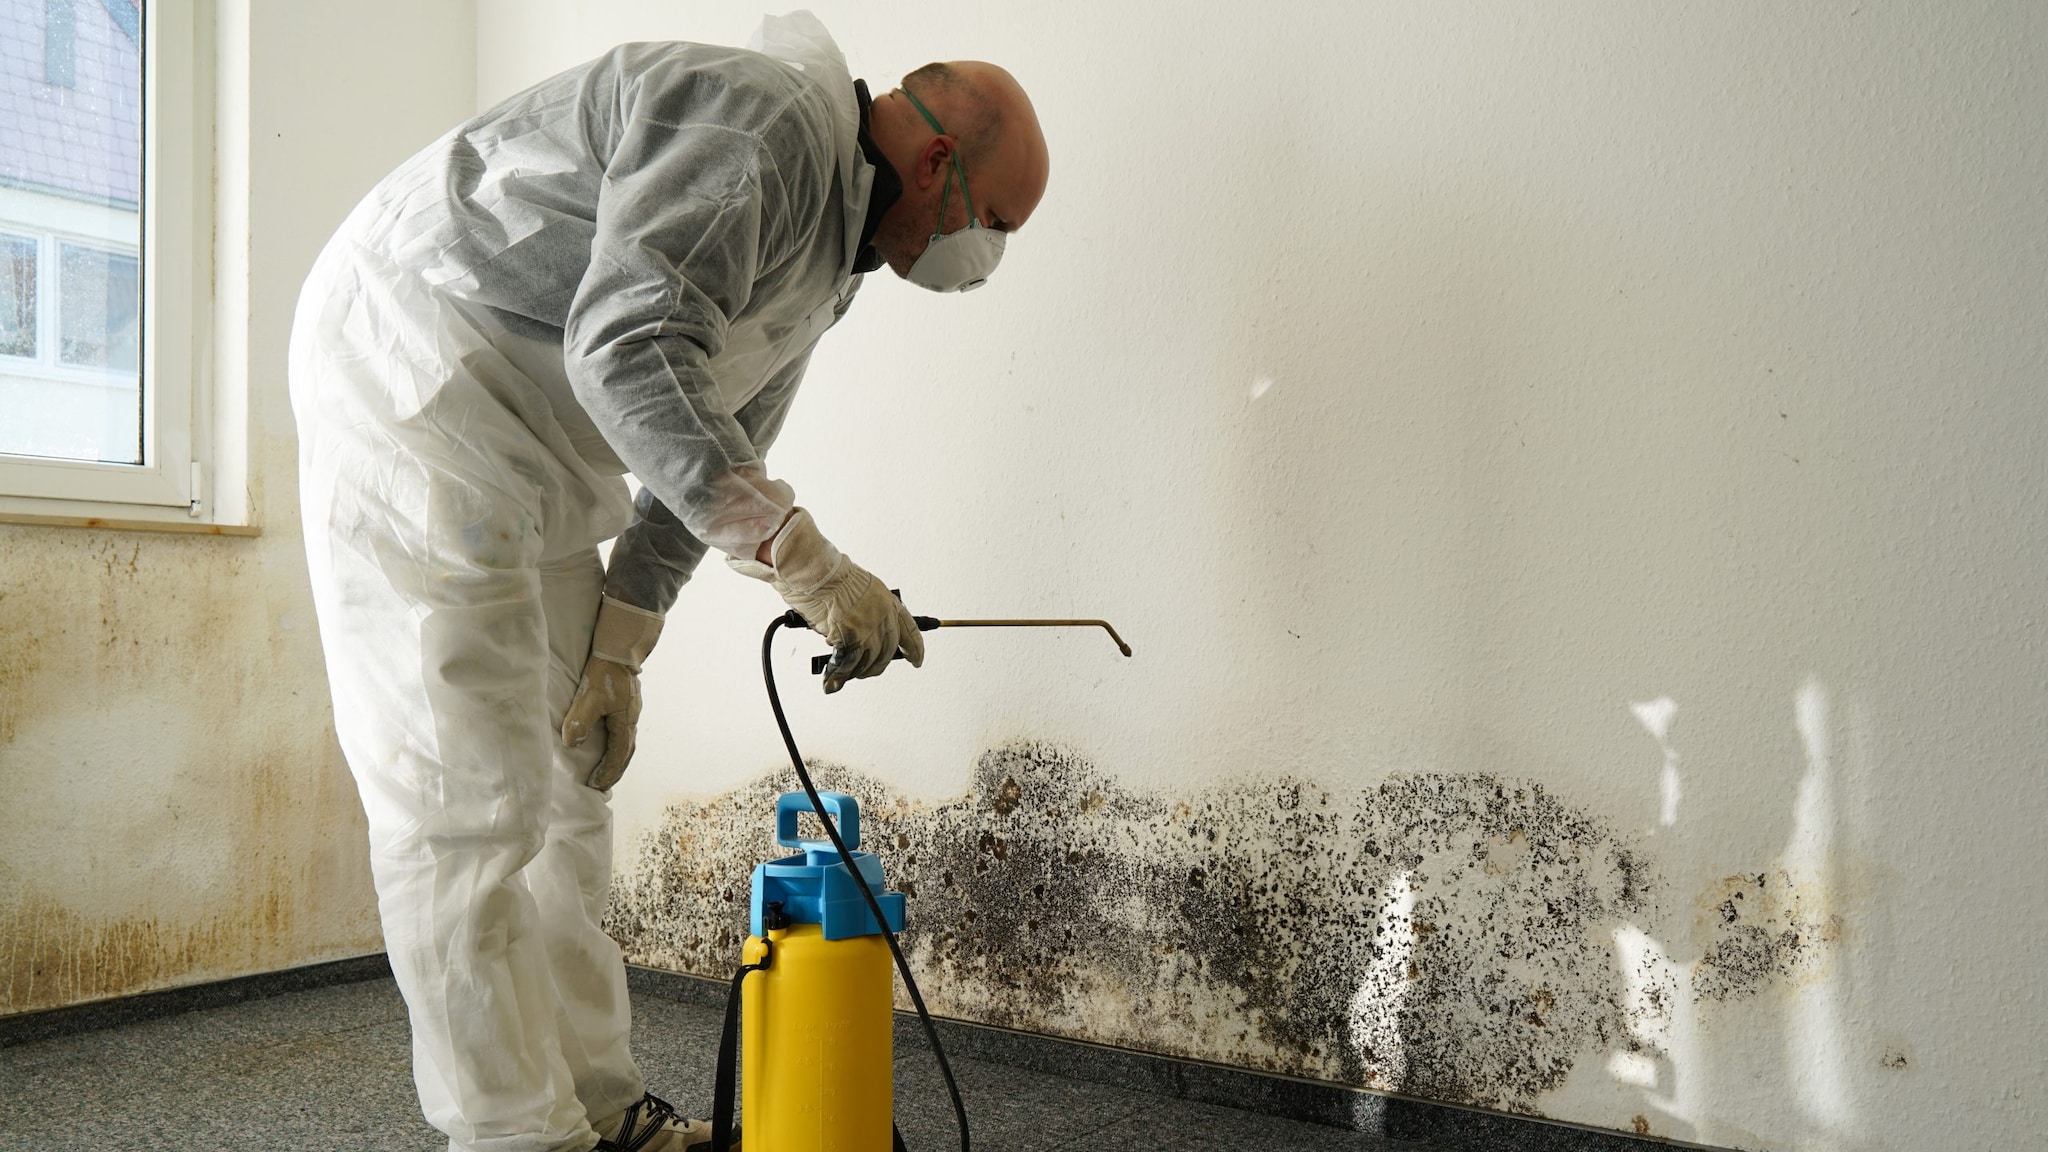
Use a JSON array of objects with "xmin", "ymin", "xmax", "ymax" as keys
[{"xmin": 1, "ymin": 0, "xmax": 141, "ymax": 207}]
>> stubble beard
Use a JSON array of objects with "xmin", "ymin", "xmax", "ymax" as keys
[{"xmin": 873, "ymin": 189, "xmax": 941, "ymax": 279}]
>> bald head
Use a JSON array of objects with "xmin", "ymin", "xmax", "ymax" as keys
[{"xmin": 867, "ymin": 60, "xmax": 1049, "ymax": 281}]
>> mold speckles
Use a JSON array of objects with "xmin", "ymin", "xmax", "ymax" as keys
[
  {"xmin": 991, "ymin": 776, "xmax": 1022, "ymax": 816},
  {"xmin": 610, "ymin": 746, "xmax": 1671, "ymax": 1113},
  {"xmin": 1692, "ymin": 869, "xmax": 1840, "ymax": 1001}
]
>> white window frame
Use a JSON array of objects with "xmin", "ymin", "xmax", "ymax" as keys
[{"xmin": 0, "ymin": 0, "xmax": 213, "ymax": 522}]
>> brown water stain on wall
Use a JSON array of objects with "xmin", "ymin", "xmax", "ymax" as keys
[
  {"xmin": 0, "ymin": 527, "xmax": 380, "ymax": 1016},
  {"xmin": 0, "ymin": 891, "xmax": 297, "ymax": 1015},
  {"xmin": 612, "ymin": 744, "xmax": 1695, "ymax": 1113},
  {"xmin": 0, "ymin": 629, "xmax": 40, "ymax": 744},
  {"xmin": 0, "ymin": 745, "xmax": 349, "ymax": 1015},
  {"xmin": 0, "ymin": 533, "xmax": 254, "ymax": 738}
]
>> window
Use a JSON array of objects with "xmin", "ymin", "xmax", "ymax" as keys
[
  {"xmin": 0, "ymin": 0, "xmax": 211, "ymax": 521},
  {"xmin": 0, "ymin": 231, "xmax": 143, "ymax": 465}
]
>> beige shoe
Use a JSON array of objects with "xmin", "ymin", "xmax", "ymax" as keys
[{"xmin": 593, "ymin": 1093, "xmax": 719, "ymax": 1152}]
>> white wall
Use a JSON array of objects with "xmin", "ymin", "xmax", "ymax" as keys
[
  {"xmin": 485, "ymin": 4, "xmax": 2042, "ymax": 1150},
  {"xmin": 6, "ymin": 2, "xmax": 2034, "ymax": 1151},
  {"xmin": 0, "ymin": 0, "xmax": 475, "ymax": 1013}
]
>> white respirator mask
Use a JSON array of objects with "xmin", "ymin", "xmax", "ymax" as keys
[{"xmin": 900, "ymin": 87, "xmax": 1006, "ymax": 292}]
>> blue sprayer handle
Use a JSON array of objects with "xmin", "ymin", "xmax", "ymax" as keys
[{"xmin": 775, "ymin": 791, "xmax": 860, "ymax": 854}]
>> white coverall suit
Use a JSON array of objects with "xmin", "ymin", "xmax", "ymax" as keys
[{"xmin": 288, "ymin": 15, "xmax": 875, "ymax": 1151}]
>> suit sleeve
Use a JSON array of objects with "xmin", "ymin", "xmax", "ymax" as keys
[
  {"xmin": 601, "ymin": 344, "xmax": 818, "ymax": 611},
  {"xmin": 565, "ymin": 57, "xmax": 832, "ymax": 609}
]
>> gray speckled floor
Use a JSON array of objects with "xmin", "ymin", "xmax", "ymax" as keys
[{"xmin": 0, "ymin": 978, "xmax": 1409, "ymax": 1152}]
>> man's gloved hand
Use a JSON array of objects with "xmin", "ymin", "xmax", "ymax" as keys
[
  {"xmin": 563, "ymin": 595, "xmax": 664, "ymax": 790},
  {"xmin": 728, "ymin": 507, "xmax": 923, "ymax": 693}
]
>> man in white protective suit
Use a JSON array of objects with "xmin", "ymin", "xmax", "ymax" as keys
[{"xmin": 287, "ymin": 12, "xmax": 1048, "ymax": 1152}]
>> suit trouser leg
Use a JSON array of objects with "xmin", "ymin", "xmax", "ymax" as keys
[
  {"xmin": 531, "ymin": 551, "xmax": 646, "ymax": 1122},
  {"xmin": 302, "ymin": 432, "xmax": 601, "ymax": 1152},
  {"xmin": 293, "ymin": 238, "xmax": 641, "ymax": 1152}
]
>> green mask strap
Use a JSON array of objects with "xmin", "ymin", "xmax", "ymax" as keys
[{"xmin": 899, "ymin": 86, "xmax": 977, "ymax": 230}]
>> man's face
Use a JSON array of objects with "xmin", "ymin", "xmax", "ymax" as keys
[
  {"xmin": 867, "ymin": 85, "xmax": 1046, "ymax": 281},
  {"xmin": 871, "ymin": 147, "xmax": 983, "ymax": 279}
]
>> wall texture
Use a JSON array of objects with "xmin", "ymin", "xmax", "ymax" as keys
[
  {"xmin": 0, "ymin": 2, "xmax": 474, "ymax": 1016},
  {"xmin": 480, "ymin": 4, "xmax": 2048, "ymax": 1151}
]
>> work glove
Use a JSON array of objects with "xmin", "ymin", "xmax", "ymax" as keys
[
  {"xmin": 728, "ymin": 507, "xmax": 924, "ymax": 693},
  {"xmin": 563, "ymin": 595, "xmax": 664, "ymax": 791}
]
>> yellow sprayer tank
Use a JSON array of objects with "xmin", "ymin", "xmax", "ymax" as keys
[
  {"xmin": 731, "ymin": 791, "xmax": 907, "ymax": 1152},
  {"xmin": 742, "ymin": 924, "xmax": 894, "ymax": 1150}
]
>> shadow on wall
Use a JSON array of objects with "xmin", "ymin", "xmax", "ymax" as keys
[{"xmin": 606, "ymin": 743, "xmax": 1836, "ymax": 1129}]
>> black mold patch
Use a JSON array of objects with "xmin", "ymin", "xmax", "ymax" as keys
[
  {"xmin": 1691, "ymin": 870, "xmax": 1839, "ymax": 1002},
  {"xmin": 607, "ymin": 745, "xmax": 1658, "ymax": 1113}
]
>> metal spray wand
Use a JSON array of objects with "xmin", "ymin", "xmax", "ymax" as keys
[{"xmin": 808, "ymin": 607, "xmax": 1133, "ymax": 678}]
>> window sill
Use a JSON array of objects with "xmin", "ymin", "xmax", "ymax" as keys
[{"xmin": 0, "ymin": 509, "xmax": 259, "ymax": 537}]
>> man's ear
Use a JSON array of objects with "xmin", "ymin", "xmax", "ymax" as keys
[{"xmin": 916, "ymin": 134, "xmax": 955, "ymax": 189}]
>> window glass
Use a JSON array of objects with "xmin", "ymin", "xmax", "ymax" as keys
[
  {"xmin": 0, "ymin": 0, "xmax": 144, "ymax": 465},
  {"xmin": 59, "ymin": 243, "xmax": 140, "ymax": 372},
  {"xmin": 0, "ymin": 234, "xmax": 33, "ymax": 359}
]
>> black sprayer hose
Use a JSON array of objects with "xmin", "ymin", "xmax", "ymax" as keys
[{"xmin": 761, "ymin": 612, "xmax": 971, "ymax": 1152}]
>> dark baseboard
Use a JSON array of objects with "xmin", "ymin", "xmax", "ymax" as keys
[
  {"xmin": 625, "ymin": 965, "xmax": 1690, "ymax": 1152},
  {"xmin": 0, "ymin": 953, "xmax": 393, "ymax": 1049}
]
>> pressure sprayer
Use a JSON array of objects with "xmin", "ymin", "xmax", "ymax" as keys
[{"xmin": 707, "ymin": 607, "xmax": 1133, "ymax": 1152}]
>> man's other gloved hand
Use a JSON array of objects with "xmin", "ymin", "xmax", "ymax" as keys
[
  {"xmin": 727, "ymin": 507, "xmax": 923, "ymax": 693},
  {"xmin": 563, "ymin": 595, "xmax": 664, "ymax": 790}
]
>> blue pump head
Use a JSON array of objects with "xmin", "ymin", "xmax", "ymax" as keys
[{"xmin": 749, "ymin": 791, "xmax": 907, "ymax": 940}]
